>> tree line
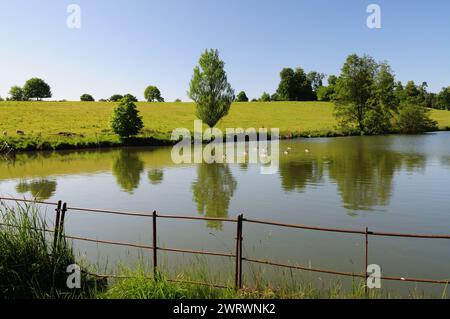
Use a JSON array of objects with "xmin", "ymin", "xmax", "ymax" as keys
[
  {"xmin": 2, "ymin": 50, "xmax": 449, "ymax": 138},
  {"xmin": 237, "ymin": 64, "xmax": 450, "ymax": 112}
]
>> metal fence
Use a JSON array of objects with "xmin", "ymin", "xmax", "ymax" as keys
[{"xmin": 1, "ymin": 196, "xmax": 450, "ymax": 293}]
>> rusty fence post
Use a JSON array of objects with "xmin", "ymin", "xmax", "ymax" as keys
[
  {"xmin": 235, "ymin": 214, "xmax": 244, "ymax": 290},
  {"xmin": 53, "ymin": 200, "xmax": 62, "ymax": 252},
  {"xmin": 152, "ymin": 210, "xmax": 158, "ymax": 280},
  {"xmin": 364, "ymin": 227, "xmax": 369, "ymax": 296},
  {"xmin": 59, "ymin": 202, "xmax": 68, "ymax": 240},
  {"xmin": 238, "ymin": 214, "xmax": 244, "ymax": 289}
]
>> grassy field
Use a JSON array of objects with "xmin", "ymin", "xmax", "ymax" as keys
[{"xmin": 1, "ymin": 101, "xmax": 449, "ymax": 151}]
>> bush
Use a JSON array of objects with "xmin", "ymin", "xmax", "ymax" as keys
[
  {"xmin": 395, "ymin": 104, "xmax": 438, "ymax": 134},
  {"xmin": 109, "ymin": 94, "xmax": 124, "ymax": 102},
  {"xmin": 260, "ymin": 92, "xmax": 271, "ymax": 102},
  {"xmin": 8, "ymin": 86, "xmax": 27, "ymax": 101},
  {"xmin": 235, "ymin": 91, "xmax": 249, "ymax": 102},
  {"xmin": 80, "ymin": 94, "xmax": 95, "ymax": 102},
  {"xmin": 123, "ymin": 94, "xmax": 138, "ymax": 102},
  {"xmin": 111, "ymin": 96, "xmax": 144, "ymax": 138}
]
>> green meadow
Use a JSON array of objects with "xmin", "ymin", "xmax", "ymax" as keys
[{"xmin": 1, "ymin": 101, "xmax": 449, "ymax": 151}]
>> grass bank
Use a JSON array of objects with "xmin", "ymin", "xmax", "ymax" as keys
[
  {"xmin": 1, "ymin": 101, "xmax": 450, "ymax": 152},
  {"xmin": 0, "ymin": 201, "xmax": 102, "ymax": 298}
]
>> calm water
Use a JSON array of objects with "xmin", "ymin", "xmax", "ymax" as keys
[{"xmin": 1, "ymin": 132, "xmax": 450, "ymax": 296}]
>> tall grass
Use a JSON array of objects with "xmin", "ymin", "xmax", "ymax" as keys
[
  {"xmin": 0, "ymin": 201, "xmax": 102, "ymax": 299},
  {"xmin": 101, "ymin": 260, "xmax": 377, "ymax": 299}
]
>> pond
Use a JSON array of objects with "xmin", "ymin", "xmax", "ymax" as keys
[{"xmin": 1, "ymin": 132, "xmax": 450, "ymax": 296}]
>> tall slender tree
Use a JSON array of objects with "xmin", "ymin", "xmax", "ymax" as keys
[{"xmin": 189, "ymin": 49, "xmax": 234, "ymax": 128}]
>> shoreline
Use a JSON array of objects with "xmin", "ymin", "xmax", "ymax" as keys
[{"xmin": 2, "ymin": 127, "xmax": 449, "ymax": 154}]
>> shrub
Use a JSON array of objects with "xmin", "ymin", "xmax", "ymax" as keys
[
  {"xmin": 123, "ymin": 94, "xmax": 138, "ymax": 102},
  {"xmin": 109, "ymin": 94, "xmax": 124, "ymax": 102},
  {"xmin": 235, "ymin": 91, "xmax": 249, "ymax": 102},
  {"xmin": 111, "ymin": 96, "xmax": 144, "ymax": 138},
  {"xmin": 395, "ymin": 104, "xmax": 438, "ymax": 134},
  {"xmin": 8, "ymin": 86, "xmax": 27, "ymax": 101},
  {"xmin": 260, "ymin": 92, "xmax": 271, "ymax": 102},
  {"xmin": 80, "ymin": 94, "xmax": 95, "ymax": 102}
]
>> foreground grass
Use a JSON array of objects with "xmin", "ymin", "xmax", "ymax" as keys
[
  {"xmin": 0, "ymin": 201, "xmax": 102, "ymax": 299},
  {"xmin": 101, "ymin": 266, "xmax": 374, "ymax": 299},
  {"xmin": 1, "ymin": 101, "xmax": 449, "ymax": 151}
]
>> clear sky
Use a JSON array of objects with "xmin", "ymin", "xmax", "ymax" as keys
[{"xmin": 0, "ymin": 0, "xmax": 449, "ymax": 101}]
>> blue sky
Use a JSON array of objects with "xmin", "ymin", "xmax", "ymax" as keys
[{"xmin": 0, "ymin": 0, "xmax": 449, "ymax": 101}]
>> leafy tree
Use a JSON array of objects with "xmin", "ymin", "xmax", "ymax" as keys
[
  {"xmin": 23, "ymin": 78, "xmax": 51, "ymax": 101},
  {"xmin": 403, "ymin": 81, "xmax": 426, "ymax": 106},
  {"xmin": 307, "ymin": 71, "xmax": 325, "ymax": 100},
  {"xmin": 110, "ymin": 94, "xmax": 124, "ymax": 102},
  {"xmin": 395, "ymin": 104, "xmax": 437, "ymax": 134},
  {"xmin": 123, "ymin": 94, "xmax": 138, "ymax": 102},
  {"xmin": 276, "ymin": 68, "xmax": 296, "ymax": 101},
  {"xmin": 316, "ymin": 86, "xmax": 330, "ymax": 101},
  {"xmin": 235, "ymin": 91, "xmax": 249, "ymax": 102},
  {"xmin": 80, "ymin": 94, "xmax": 95, "ymax": 101},
  {"xmin": 425, "ymin": 92, "xmax": 437, "ymax": 109},
  {"xmin": 260, "ymin": 92, "xmax": 271, "ymax": 102},
  {"xmin": 189, "ymin": 49, "xmax": 234, "ymax": 127},
  {"xmin": 317, "ymin": 75, "xmax": 338, "ymax": 101},
  {"xmin": 436, "ymin": 87, "xmax": 450, "ymax": 110},
  {"xmin": 271, "ymin": 92, "xmax": 280, "ymax": 101},
  {"xmin": 294, "ymin": 68, "xmax": 314, "ymax": 101},
  {"xmin": 333, "ymin": 54, "xmax": 378, "ymax": 131},
  {"xmin": 364, "ymin": 62, "xmax": 399, "ymax": 134},
  {"xmin": 9, "ymin": 86, "xmax": 27, "ymax": 101},
  {"xmin": 111, "ymin": 96, "xmax": 144, "ymax": 138},
  {"xmin": 174, "ymin": 98, "xmax": 182, "ymax": 102},
  {"xmin": 276, "ymin": 67, "xmax": 314, "ymax": 101},
  {"xmin": 394, "ymin": 81, "xmax": 405, "ymax": 102},
  {"xmin": 144, "ymin": 86, "xmax": 164, "ymax": 102}
]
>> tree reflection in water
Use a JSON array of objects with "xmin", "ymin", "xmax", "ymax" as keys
[
  {"xmin": 192, "ymin": 163, "xmax": 237, "ymax": 230},
  {"xmin": 16, "ymin": 179, "xmax": 57, "ymax": 200},
  {"xmin": 112, "ymin": 150, "xmax": 144, "ymax": 194}
]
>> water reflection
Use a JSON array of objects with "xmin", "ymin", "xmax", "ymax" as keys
[
  {"xmin": 278, "ymin": 137, "xmax": 427, "ymax": 212},
  {"xmin": 191, "ymin": 163, "xmax": 237, "ymax": 230},
  {"xmin": 112, "ymin": 150, "xmax": 144, "ymax": 194},
  {"xmin": 148, "ymin": 169, "xmax": 164, "ymax": 185},
  {"xmin": 15, "ymin": 179, "xmax": 57, "ymax": 200},
  {"xmin": 0, "ymin": 134, "xmax": 446, "ymax": 219},
  {"xmin": 279, "ymin": 159, "xmax": 323, "ymax": 192}
]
